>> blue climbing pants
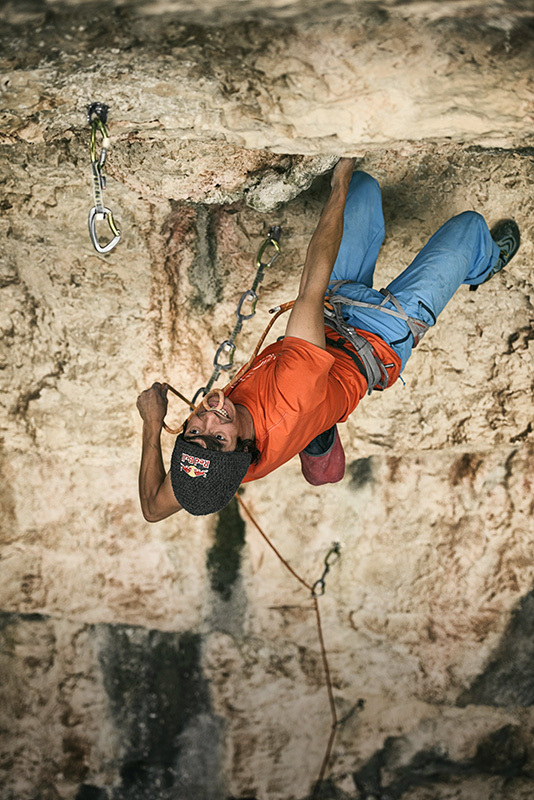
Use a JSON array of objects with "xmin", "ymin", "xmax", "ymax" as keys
[{"xmin": 329, "ymin": 171, "xmax": 501, "ymax": 371}]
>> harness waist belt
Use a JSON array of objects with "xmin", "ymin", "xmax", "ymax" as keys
[
  {"xmin": 324, "ymin": 312, "xmax": 389, "ymax": 395},
  {"xmin": 325, "ymin": 334, "xmax": 368, "ymax": 383}
]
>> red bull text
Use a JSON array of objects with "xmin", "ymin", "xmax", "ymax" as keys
[{"xmin": 180, "ymin": 453, "xmax": 211, "ymax": 478}]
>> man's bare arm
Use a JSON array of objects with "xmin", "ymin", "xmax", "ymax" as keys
[
  {"xmin": 137, "ymin": 383, "xmax": 182, "ymax": 522},
  {"xmin": 285, "ymin": 158, "xmax": 355, "ymax": 348}
]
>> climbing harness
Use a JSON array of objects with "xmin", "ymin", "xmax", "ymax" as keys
[
  {"xmin": 324, "ymin": 297, "xmax": 389, "ymax": 395},
  {"xmin": 324, "ymin": 280, "xmax": 431, "ymax": 394},
  {"xmin": 191, "ymin": 225, "xmax": 282, "ymax": 407},
  {"xmin": 87, "ymin": 102, "xmax": 121, "ymax": 254}
]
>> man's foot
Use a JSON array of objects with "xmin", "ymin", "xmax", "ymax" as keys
[
  {"xmin": 299, "ymin": 425, "xmax": 345, "ymax": 486},
  {"xmin": 470, "ymin": 219, "xmax": 520, "ymax": 292}
]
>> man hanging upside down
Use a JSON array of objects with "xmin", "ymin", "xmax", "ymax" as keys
[{"xmin": 136, "ymin": 158, "xmax": 520, "ymax": 519}]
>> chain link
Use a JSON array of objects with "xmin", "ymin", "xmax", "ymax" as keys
[
  {"xmin": 311, "ymin": 542, "xmax": 342, "ymax": 597},
  {"xmin": 191, "ymin": 225, "xmax": 282, "ymax": 406}
]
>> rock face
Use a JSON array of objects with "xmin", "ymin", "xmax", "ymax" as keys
[{"xmin": 0, "ymin": 1, "xmax": 533, "ymax": 799}]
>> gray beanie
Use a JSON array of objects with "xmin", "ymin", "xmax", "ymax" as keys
[{"xmin": 170, "ymin": 434, "xmax": 251, "ymax": 516}]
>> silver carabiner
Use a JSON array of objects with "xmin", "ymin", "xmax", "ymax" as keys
[
  {"xmin": 88, "ymin": 206, "xmax": 121, "ymax": 254},
  {"xmin": 213, "ymin": 340, "xmax": 236, "ymax": 370},
  {"xmin": 236, "ymin": 289, "xmax": 258, "ymax": 321}
]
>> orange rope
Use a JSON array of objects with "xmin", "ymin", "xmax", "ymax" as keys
[
  {"xmin": 237, "ymin": 495, "xmax": 339, "ymax": 796},
  {"xmin": 236, "ymin": 496, "xmax": 312, "ymax": 592},
  {"xmin": 161, "ymin": 300, "xmax": 295, "ymax": 434},
  {"xmin": 313, "ymin": 596, "xmax": 338, "ymax": 725},
  {"xmin": 162, "ymin": 300, "xmax": 341, "ymax": 792},
  {"xmin": 224, "ymin": 301, "xmax": 295, "ymax": 393},
  {"xmin": 161, "ymin": 384, "xmax": 193, "ymax": 434}
]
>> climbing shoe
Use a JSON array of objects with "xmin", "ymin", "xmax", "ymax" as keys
[
  {"xmin": 470, "ymin": 219, "xmax": 520, "ymax": 291},
  {"xmin": 299, "ymin": 425, "xmax": 345, "ymax": 486}
]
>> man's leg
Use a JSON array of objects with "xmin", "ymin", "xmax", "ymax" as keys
[
  {"xmin": 298, "ymin": 425, "xmax": 345, "ymax": 486},
  {"xmin": 341, "ymin": 211, "xmax": 502, "ymax": 370},
  {"xmin": 383, "ymin": 210, "xmax": 502, "ymax": 366},
  {"xmin": 300, "ymin": 170, "xmax": 385, "ymax": 486},
  {"xmin": 329, "ymin": 170, "xmax": 385, "ymax": 288}
]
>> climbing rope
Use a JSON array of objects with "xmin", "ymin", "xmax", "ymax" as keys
[
  {"xmin": 236, "ymin": 496, "xmax": 356, "ymax": 797},
  {"xmin": 161, "ymin": 298, "xmax": 294, "ymax": 434},
  {"xmin": 87, "ymin": 102, "xmax": 121, "ymax": 254},
  {"xmin": 159, "ymin": 230, "xmax": 359, "ymax": 791}
]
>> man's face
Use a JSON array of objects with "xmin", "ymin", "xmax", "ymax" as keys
[{"xmin": 183, "ymin": 394, "xmax": 239, "ymax": 451}]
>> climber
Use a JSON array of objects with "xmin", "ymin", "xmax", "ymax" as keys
[{"xmin": 136, "ymin": 158, "xmax": 520, "ymax": 519}]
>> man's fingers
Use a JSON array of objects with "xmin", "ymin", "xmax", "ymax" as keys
[
  {"xmin": 331, "ymin": 157, "xmax": 355, "ymax": 188},
  {"xmin": 150, "ymin": 381, "xmax": 168, "ymax": 399},
  {"xmin": 136, "ymin": 383, "xmax": 167, "ymax": 413}
]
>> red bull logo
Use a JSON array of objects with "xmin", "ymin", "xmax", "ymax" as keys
[{"xmin": 181, "ymin": 453, "xmax": 211, "ymax": 479}]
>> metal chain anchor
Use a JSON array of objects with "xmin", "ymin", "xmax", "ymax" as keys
[
  {"xmin": 87, "ymin": 102, "xmax": 121, "ymax": 255},
  {"xmin": 311, "ymin": 542, "xmax": 342, "ymax": 597},
  {"xmin": 191, "ymin": 225, "xmax": 281, "ymax": 406}
]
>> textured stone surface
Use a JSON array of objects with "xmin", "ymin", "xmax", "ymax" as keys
[
  {"xmin": 1, "ymin": 0, "xmax": 533, "ymax": 159},
  {"xmin": 1, "ymin": 1, "xmax": 533, "ymax": 799}
]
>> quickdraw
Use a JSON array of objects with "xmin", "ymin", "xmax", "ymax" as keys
[
  {"xmin": 190, "ymin": 225, "xmax": 282, "ymax": 406},
  {"xmin": 87, "ymin": 102, "xmax": 121, "ymax": 254},
  {"xmin": 311, "ymin": 542, "xmax": 342, "ymax": 597}
]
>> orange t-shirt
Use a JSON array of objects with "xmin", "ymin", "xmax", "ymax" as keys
[{"xmin": 226, "ymin": 327, "xmax": 401, "ymax": 482}]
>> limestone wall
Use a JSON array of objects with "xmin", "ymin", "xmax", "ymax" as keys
[{"xmin": 0, "ymin": 2, "xmax": 533, "ymax": 799}]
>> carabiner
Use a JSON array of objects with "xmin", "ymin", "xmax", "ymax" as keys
[
  {"xmin": 191, "ymin": 387, "xmax": 207, "ymax": 408},
  {"xmin": 325, "ymin": 542, "xmax": 341, "ymax": 566},
  {"xmin": 311, "ymin": 578, "xmax": 326, "ymax": 598},
  {"xmin": 213, "ymin": 340, "xmax": 236, "ymax": 370},
  {"xmin": 236, "ymin": 289, "xmax": 258, "ymax": 321},
  {"xmin": 256, "ymin": 228, "xmax": 281, "ymax": 270},
  {"xmin": 88, "ymin": 206, "xmax": 121, "ymax": 255}
]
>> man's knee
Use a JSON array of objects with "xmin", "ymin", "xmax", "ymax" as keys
[
  {"xmin": 350, "ymin": 170, "xmax": 380, "ymax": 195},
  {"xmin": 449, "ymin": 210, "xmax": 487, "ymax": 229}
]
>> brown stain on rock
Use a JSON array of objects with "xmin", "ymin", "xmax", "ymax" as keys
[
  {"xmin": 62, "ymin": 732, "xmax": 90, "ymax": 783},
  {"xmin": 449, "ymin": 452, "xmax": 483, "ymax": 486}
]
